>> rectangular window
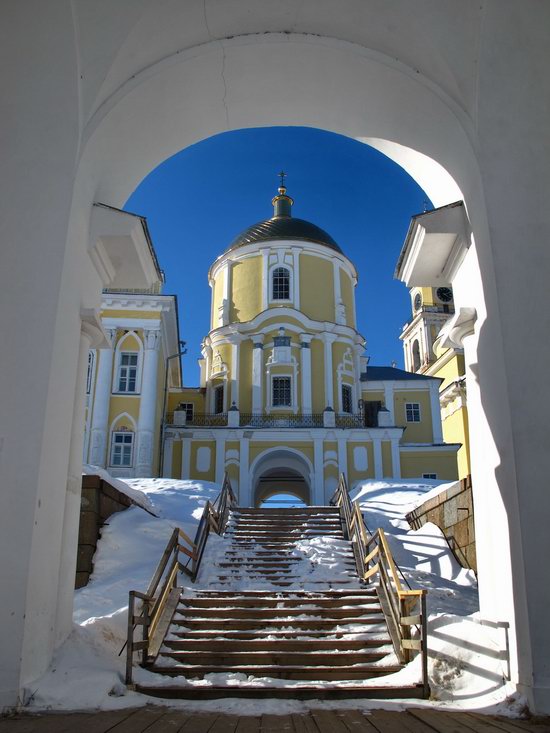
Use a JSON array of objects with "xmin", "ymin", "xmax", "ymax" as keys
[
  {"xmin": 341, "ymin": 384, "xmax": 353, "ymax": 414},
  {"xmin": 111, "ymin": 432, "xmax": 134, "ymax": 466},
  {"xmin": 179, "ymin": 402, "xmax": 194, "ymax": 422},
  {"xmin": 272, "ymin": 376, "xmax": 292, "ymax": 407},
  {"xmin": 214, "ymin": 385, "xmax": 224, "ymax": 414},
  {"xmin": 405, "ymin": 402, "xmax": 421, "ymax": 422},
  {"xmin": 118, "ymin": 353, "xmax": 138, "ymax": 393},
  {"xmin": 423, "ymin": 473, "xmax": 437, "ymax": 480},
  {"xmin": 272, "ymin": 267, "xmax": 290, "ymax": 300}
]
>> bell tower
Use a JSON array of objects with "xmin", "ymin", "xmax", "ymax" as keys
[{"xmin": 400, "ymin": 286, "xmax": 454, "ymax": 373}]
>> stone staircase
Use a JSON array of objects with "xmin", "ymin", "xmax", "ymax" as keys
[{"xmin": 135, "ymin": 506, "xmax": 424, "ymax": 699}]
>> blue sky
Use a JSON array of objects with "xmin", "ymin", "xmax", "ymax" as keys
[{"xmin": 125, "ymin": 127, "xmax": 430, "ymax": 385}]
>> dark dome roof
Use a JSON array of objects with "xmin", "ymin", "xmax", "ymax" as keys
[{"xmin": 226, "ymin": 215, "xmax": 343, "ymax": 254}]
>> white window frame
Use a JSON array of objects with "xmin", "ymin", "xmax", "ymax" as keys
[
  {"xmin": 110, "ymin": 431, "xmax": 134, "ymax": 467},
  {"xmin": 112, "ymin": 331, "xmax": 143, "ymax": 395},
  {"xmin": 116, "ymin": 352, "xmax": 140, "ymax": 393},
  {"xmin": 214, "ymin": 384, "xmax": 225, "ymax": 414},
  {"xmin": 405, "ymin": 402, "xmax": 421, "ymax": 423},
  {"xmin": 341, "ymin": 383, "xmax": 353, "ymax": 414},
  {"xmin": 272, "ymin": 375, "xmax": 292, "ymax": 408},
  {"xmin": 269, "ymin": 265, "xmax": 292, "ymax": 303}
]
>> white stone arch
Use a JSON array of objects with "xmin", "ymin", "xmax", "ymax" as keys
[
  {"xmin": 250, "ymin": 446, "xmax": 314, "ymax": 507},
  {"xmin": 6, "ymin": 7, "xmax": 549, "ymax": 712},
  {"xmin": 112, "ymin": 330, "xmax": 144, "ymax": 394}
]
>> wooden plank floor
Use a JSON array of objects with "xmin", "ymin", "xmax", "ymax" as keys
[{"xmin": 0, "ymin": 707, "xmax": 548, "ymax": 733}]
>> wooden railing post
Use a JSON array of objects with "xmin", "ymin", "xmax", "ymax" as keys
[{"xmin": 126, "ymin": 591, "xmax": 136, "ymax": 686}]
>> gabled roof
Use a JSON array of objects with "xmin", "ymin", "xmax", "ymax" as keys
[{"xmin": 361, "ymin": 366, "xmax": 440, "ymax": 382}]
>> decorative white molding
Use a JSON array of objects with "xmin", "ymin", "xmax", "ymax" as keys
[{"xmin": 440, "ymin": 307, "xmax": 477, "ymax": 349}]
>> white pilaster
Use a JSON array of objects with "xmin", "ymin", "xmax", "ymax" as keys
[
  {"xmin": 430, "ymin": 379, "xmax": 444, "ymax": 443},
  {"xmin": 181, "ymin": 437, "xmax": 191, "ymax": 479},
  {"xmin": 162, "ymin": 435, "xmax": 174, "ymax": 478},
  {"xmin": 300, "ymin": 334, "xmax": 313, "ymax": 414},
  {"xmin": 337, "ymin": 437, "xmax": 348, "ymax": 479},
  {"xmin": 323, "ymin": 334, "xmax": 336, "ymax": 408},
  {"xmin": 384, "ymin": 382, "xmax": 395, "ymax": 424},
  {"xmin": 136, "ymin": 329, "xmax": 161, "ymax": 477},
  {"xmin": 215, "ymin": 436, "xmax": 225, "ymax": 484},
  {"xmin": 313, "ymin": 437, "xmax": 324, "ymax": 505},
  {"xmin": 88, "ymin": 328, "xmax": 116, "ymax": 466},
  {"xmin": 373, "ymin": 438, "xmax": 383, "ymax": 479},
  {"xmin": 391, "ymin": 439, "xmax": 401, "ymax": 479},
  {"xmin": 251, "ymin": 336, "xmax": 264, "ymax": 414},
  {"xmin": 292, "ymin": 248, "xmax": 300, "ymax": 308},
  {"xmin": 239, "ymin": 437, "xmax": 250, "ymax": 507},
  {"xmin": 230, "ymin": 339, "xmax": 240, "ymax": 407},
  {"xmin": 353, "ymin": 344, "xmax": 362, "ymax": 409}
]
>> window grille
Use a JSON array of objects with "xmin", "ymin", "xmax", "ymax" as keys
[
  {"xmin": 214, "ymin": 385, "xmax": 224, "ymax": 414},
  {"xmin": 272, "ymin": 267, "xmax": 290, "ymax": 300},
  {"xmin": 111, "ymin": 432, "xmax": 134, "ymax": 466},
  {"xmin": 118, "ymin": 353, "xmax": 138, "ymax": 392},
  {"xmin": 272, "ymin": 376, "xmax": 292, "ymax": 407},
  {"xmin": 423, "ymin": 473, "xmax": 437, "ymax": 479},
  {"xmin": 406, "ymin": 402, "xmax": 421, "ymax": 422},
  {"xmin": 342, "ymin": 384, "xmax": 353, "ymax": 414}
]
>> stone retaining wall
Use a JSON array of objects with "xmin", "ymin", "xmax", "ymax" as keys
[
  {"xmin": 75, "ymin": 475, "xmax": 133, "ymax": 588},
  {"xmin": 406, "ymin": 475, "xmax": 476, "ymax": 573}
]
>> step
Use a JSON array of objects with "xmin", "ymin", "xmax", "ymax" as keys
[
  {"xmin": 189, "ymin": 590, "xmax": 377, "ymax": 597},
  {"xmin": 168, "ymin": 629, "xmax": 389, "ymax": 640},
  {"xmin": 171, "ymin": 617, "xmax": 387, "ymax": 630},
  {"xmin": 149, "ymin": 664, "xmax": 403, "ymax": 680},
  {"xmin": 176, "ymin": 606, "xmax": 383, "ymax": 620},
  {"xmin": 163, "ymin": 638, "xmax": 391, "ymax": 651},
  {"xmin": 180, "ymin": 596, "xmax": 378, "ymax": 608},
  {"xmin": 158, "ymin": 650, "xmax": 391, "ymax": 666},
  {"xmin": 134, "ymin": 683, "xmax": 424, "ymax": 700},
  {"xmin": 232, "ymin": 509, "xmax": 340, "ymax": 515}
]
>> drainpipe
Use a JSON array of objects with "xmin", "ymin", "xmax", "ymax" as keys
[{"xmin": 159, "ymin": 341, "xmax": 186, "ymax": 476}]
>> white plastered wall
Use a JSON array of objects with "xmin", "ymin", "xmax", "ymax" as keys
[{"xmin": 1, "ymin": 0, "xmax": 549, "ymax": 713}]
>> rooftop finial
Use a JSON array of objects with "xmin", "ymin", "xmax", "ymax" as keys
[
  {"xmin": 272, "ymin": 170, "xmax": 293, "ymax": 217},
  {"xmin": 278, "ymin": 170, "xmax": 287, "ymax": 194}
]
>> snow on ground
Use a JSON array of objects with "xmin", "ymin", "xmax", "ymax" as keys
[{"xmin": 24, "ymin": 475, "xmax": 523, "ymax": 717}]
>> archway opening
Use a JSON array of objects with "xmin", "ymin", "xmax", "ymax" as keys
[
  {"xmin": 260, "ymin": 492, "xmax": 308, "ymax": 509},
  {"xmin": 256, "ymin": 468, "xmax": 310, "ymax": 507}
]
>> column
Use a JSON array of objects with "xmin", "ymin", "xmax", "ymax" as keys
[
  {"xmin": 429, "ymin": 380, "xmax": 444, "ymax": 443},
  {"xmin": 55, "ymin": 314, "xmax": 104, "ymax": 643},
  {"xmin": 136, "ymin": 329, "xmax": 161, "ymax": 477},
  {"xmin": 88, "ymin": 328, "xmax": 116, "ymax": 466},
  {"xmin": 251, "ymin": 336, "xmax": 264, "ymax": 414},
  {"xmin": 300, "ymin": 334, "xmax": 313, "ymax": 414},
  {"xmin": 181, "ymin": 436, "xmax": 191, "ymax": 479},
  {"xmin": 353, "ymin": 344, "xmax": 362, "ymax": 410},
  {"xmin": 230, "ymin": 339, "xmax": 240, "ymax": 408},
  {"xmin": 313, "ymin": 437, "xmax": 324, "ymax": 505},
  {"xmin": 215, "ymin": 436, "xmax": 225, "ymax": 484},
  {"xmin": 373, "ymin": 438, "xmax": 383, "ymax": 479},
  {"xmin": 391, "ymin": 438, "xmax": 401, "ymax": 479},
  {"xmin": 323, "ymin": 334, "xmax": 336, "ymax": 409},
  {"xmin": 337, "ymin": 437, "xmax": 348, "ymax": 479},
  {"xmin": 384, "ymin": 382, "xmax": 395, "ymax": 424},
  {"xmin": 239, "ymin": 437, "xmax": 250, "ymax": 507},
  {"xmin": 162, "ymin": 434, "xmax": 174, "ymax": 478}
]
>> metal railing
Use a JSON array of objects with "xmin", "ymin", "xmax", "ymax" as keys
[
  {"xmin": 165, "ymin": 412, "xmax": 228, "ymax": 427},
  {"xmin": 239, "ymin": 413, "xmax": 324, "ymax": 428},
  {"xmin": 335, "ymin": 413, "xmax": 364, "ymax": 428},
  {"xmin": 124, "ymin": 474, "xmax": 237, "ymax": 686},
  {"xmin": 330, "ymin": 474, "xmax": 429, "ymax": 698}
]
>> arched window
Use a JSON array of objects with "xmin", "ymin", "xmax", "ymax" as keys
[
  {"xmin": 272, "ymin": 267, "xmax": 290, "ymax": 300},
  {"xmin": 412, "ymin": 339, "xmax": 421, "ymax": 372}
]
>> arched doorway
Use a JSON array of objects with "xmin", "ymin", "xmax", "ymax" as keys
[
  {"xmin": 4, "ymin": 5, "xmax": 548, "ymax": 711},
  {"xmin": 250, "ymin": 448, "xmax": 313, "ymax": 508}
]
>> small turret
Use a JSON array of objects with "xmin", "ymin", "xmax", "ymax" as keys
[{"xmin": 272, "ymin": 170, "xmax": 294, "ymax": 218}]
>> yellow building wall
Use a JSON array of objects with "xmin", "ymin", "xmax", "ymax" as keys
[
  {"xmin": 362, "ymin": 390, "xmax": 384, "ymax": 405},
  {"xmin": 393, "ymin": 390, "xmax": 433, "ymax": 442},
  {"xmin": 230, "ymin": 256, "xmax": 262, "ymax": 323},
  {"xmin": 190, "ymin": 441, "xmax": 216, "ymax": 481},
  {"xmin": 256, "ymin": 315, "xmax": 306, "ymax": 332},
  {"xmin": 433, "ymin": 354, "xmax": 465, "ymax": 391},
  {"xmin": 310, "ymin": 339, "xmax": 326, "ymax": 413},
  {"xmin": 382, "ymin": 441, "xmax": 393, "ymax": 477},
  {"xmin": 249, "ymin": 442, "xmax": 314, "ymax": 467},
  {"xmin": 108, "ymin": 396, "xmax": 140, "ymax": 428},
  {"xmin": 442, "ymin": 407, "xmax": 470, "ymax": 479},
  {"xmin": 347, "ymin": 442, "xmax": 374, "ymax": 483},
  {"xmin": 300, "ymin": 255, "xmax": 335, "ymax": 322},
  {"xmin": 172, "ymin": 441, "xmax": 182, "ymax": 479},
  {"xmin": 167, "ymin": 390, "xmax": 206, "ymax": 414},
  {"xmin": 339, "ymin": 269, "xmax": 355, "ymax": 328},
  {"xmin": 400, "ymin": 451, "xmax": 458, "ymax": 480},
  {"xmin": 102, "ymin": 309, "xmax": 161, "ymax": 320}
]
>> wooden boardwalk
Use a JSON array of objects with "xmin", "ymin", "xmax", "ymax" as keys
[{"xmin": 0, "ymin": 707, "xmax": 549, "ymax": 732}]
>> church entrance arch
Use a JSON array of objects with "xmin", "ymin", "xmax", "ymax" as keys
[{"xmin": 250, "ymin": 448, "xmax": 313, "ymax": 508}]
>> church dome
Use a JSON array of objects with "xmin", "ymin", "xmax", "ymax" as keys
[{"xmin": 224, "ymin": 178, "xmax": 343, "ymax": 254}]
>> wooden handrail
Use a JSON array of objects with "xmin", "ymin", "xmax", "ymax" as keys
[
  {"xmin": 125, "ymin": 473, "xmax": 237, "ymax": 687},
  {"xmin": 331, "ymin": 473, "xmax": 429, "ymax": 698}
]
